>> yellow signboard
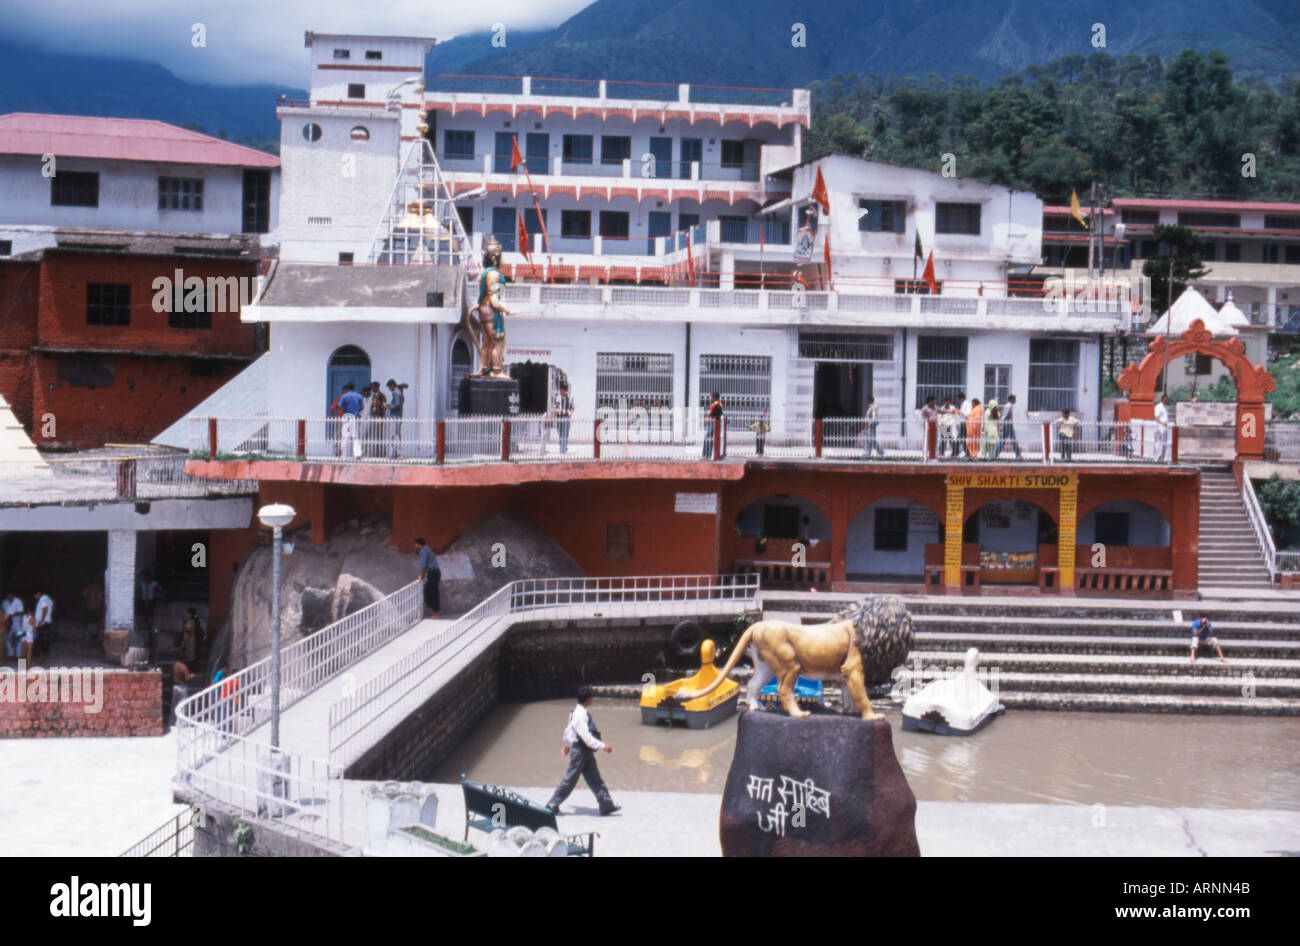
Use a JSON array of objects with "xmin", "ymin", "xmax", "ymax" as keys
[{"xmin": 942, "ymin": 472, "xmax": 1079, "ymax": 591}]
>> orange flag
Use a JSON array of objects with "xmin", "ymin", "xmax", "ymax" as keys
[
  {"xmin": 510, "ymin": 135, "xmax": 525, "ymax": 173},
  {"xmin": 922, "ymin": 250, "xmax": 938, "ymax": 294},
  {"xmin": 823, "ymin": 231, "xmax": 833, "ymax": 290},
  {"xmin": 517, "ymin": 211, "xmax": 532, "ymax": 264},
  {"xmin": 811, "ymin": 166, "xmax": 830, "ymax": 214}
]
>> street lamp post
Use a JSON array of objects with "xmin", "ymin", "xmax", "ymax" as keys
[{"xmin": 257, "ymin": 503, "xmax": 295, "ymax": 748}]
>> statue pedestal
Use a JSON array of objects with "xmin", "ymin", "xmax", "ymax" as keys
[
  {"xmin": 719, "ymin": 711, "xmax": 920, "ymax": 857},
  {"xmin": 458, "ymin": 375, "xmax": 520, "ymax": 416}
]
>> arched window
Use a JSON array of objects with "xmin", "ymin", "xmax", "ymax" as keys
[
  {"xmin": 450, "ymin": 337, "xmax": 472, "ymax": 411},
  {"xmin": 326, "ymin": 345, "xmax": 371, "ymax": 413},
  {"xmin": 350, "ymin": 126, "xmax": 370, "ymax": 142}
]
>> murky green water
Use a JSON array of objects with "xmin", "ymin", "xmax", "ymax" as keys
[{"xmin": 432, "ymin": 700, "xmax": 1300, "ymax": 809}]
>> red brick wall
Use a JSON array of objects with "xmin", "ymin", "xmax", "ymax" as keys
[
  {"xmin": 0, "ymin": 669, "xmax": 162, "ymax": 737},
  {"xmin": 33, "ymin": 353, "xmax": 244, "ymax": 447},
  {"xmin": 0, "ymin": 262, "xmax": 40, "ymax": 430},
  {"xmin": 20, "ymin": 252, "xmax": 262, "ymax": 447}
]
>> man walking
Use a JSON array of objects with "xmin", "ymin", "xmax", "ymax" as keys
[
  {"xmin": 862, "ymin": 396, "xmax": 885, "ymax": 458},
  {"xmin": 997, "ymin": 394, "xmax": 1023, "ymax": 460},
  {"xmin": 546, "ymin": 685, "xmax": 620, "ymax": 817},
  {"xmin": 1190, "ymin": 614, "xmax": 1227, "ymax": 664},
  {"xmin": 338, "ymin": 382, "xmax": 364, "ymax": 459},
  {"xmin": 414, "ymin": 537, "xmax": 441, "ymax": 619}
]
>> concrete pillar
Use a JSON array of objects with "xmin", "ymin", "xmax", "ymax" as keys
[
  {"xmin": 1267, "ymin": 287, "xmax": 1278, "ymax": 326},
  {"xmin": 106, "ymin": 529, "xmax": 136, "ymax": 632},
  {"xmin": 720, "ymin": 252, "xmax": 735, "ymax": 290}
]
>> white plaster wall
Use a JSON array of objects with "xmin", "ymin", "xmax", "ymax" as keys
[
  {"xmin": 845, "ymin": 499, "xmax": 940, "ymax": 576},
  {"xmin": 1078, "ymin": 500, "xmax": 1171, "ymax": 546},
  {"xmin": 0, "ymin": 156, "xmax": 277, "ymax": 235},
  {"xmin": 105, "ymin": 529, "xmax": 135, "ymax": 632},
  {"xmin": 268, "ymin": 321, "xmax": 431, "ymax": 419},
  {"xmin": 277, "ymin": 112, "xmax": 402, "ymax": 262}
]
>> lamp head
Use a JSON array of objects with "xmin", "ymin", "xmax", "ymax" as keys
[{"xmin": 258, "ymin": 503, "xmax": 296, "ymax": 530}]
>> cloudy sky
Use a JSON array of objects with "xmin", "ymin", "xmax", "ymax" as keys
[{"xmin": 0, "ymin": 0, "xmax": 591, "ymax": 86}]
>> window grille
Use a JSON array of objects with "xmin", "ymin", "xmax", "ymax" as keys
[
  {"xmin": 1028, "ymin": 339, "xmax": 1079, "ymax": 412},
  {"xmin": 915, "ymin": 336, "xmax": 967, "ymax": 408},
  {"xmin": 798, "ymin": 332, "xmax": 893, "ymax": 362},
  {"xmin": 699, "ymin": 353, "xmax": 771, "ymax": 429}
]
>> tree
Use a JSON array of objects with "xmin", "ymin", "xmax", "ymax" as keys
[
  {"xmin": 1254, "ymin": 477, "xmax": 1300, "ymax": 550},
  {"xmin": 805, "ymin": 113, "xmax": 870, "ymax": 160},
  {"xmin": 1142, "ymin": 224, "xmax": 1209, "ymax": 314}
]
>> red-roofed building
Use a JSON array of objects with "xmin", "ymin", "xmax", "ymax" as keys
[{"xmin": 0, "ymin": 114, "xmax": 280, "ymax": 446}]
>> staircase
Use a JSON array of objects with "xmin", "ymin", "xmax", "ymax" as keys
[
  {"xmin": 1197, "ymin": 466, "xmax": 1273, "ymax": 589},
  {"xmin": 760, "ymin": 593, "xmax": 1300, "ymax": 716}
]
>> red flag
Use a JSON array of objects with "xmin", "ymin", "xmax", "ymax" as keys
[
  {"xmin": 823, "ymin": 230, "xmax": 833, "ymax": 290},
  {"xmin": 517, "ymin": 211, "xmax": 532, "ymax": 264},
  {"xmin": 509, "ymin": 135, "xmax": 525, "ymax": 173},
  {"xmin": 686, "ymin": 231, "xmax": 696, "ymax": 287},
  {"xmin": 922, "ymin": 250, "xmax": 938, "ymax": 294},
  {"xmin": 810, "ymin": 166, "xmax": 830, "ymax": 214}
]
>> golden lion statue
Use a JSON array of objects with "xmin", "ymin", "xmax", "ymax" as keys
[{"xmin": 680, "ymin": 596, "xmax": 913, "ymax": 720}]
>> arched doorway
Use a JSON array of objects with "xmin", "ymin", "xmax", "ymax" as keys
[
  {"xmin": 326, "ymin": 345, "xmax": 371, "ymax": 412},
  {"xmin": 733, "ymin": 493, "xmax": 832, "ymax": 586},
  {"xmin": 963, "ymin": 499, "xmax": 1057, "ymax": 585},
  {"xmin": 1119, "ymin": 319, "xmax": 1275, "ymax": 458},
  {"xmin": 846, "ymin": 499, "xmax": 939, "ymax": 582},
  {"xmin": 449, "ymin": 336, "xmax": 472, "ymax": 412}
]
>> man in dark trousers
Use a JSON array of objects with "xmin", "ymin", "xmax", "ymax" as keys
[
  {"xmin": 414, "ymin": 537, "xmax": 441, "ymax": 619},
  {"xmin": 547, "ymin": 685, "xmax": 621, "ymax": 816}
]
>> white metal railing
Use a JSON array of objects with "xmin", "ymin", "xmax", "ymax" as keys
[
  {"xmin": 0, "ymin": 453, "xmax": 256, "ymax": 502},
  {"xmin": 190, "ymin": 415, "xmax": 1184, "ymax": 467},
  {"xmin": 174, "ymin": 579, "xmax": 423, "ymax": 847},
  {"xmin": 327, "ymin": 573, "xmax": 760, "ymax": 761},
  {"xmin": 1266, "ymin": 423, "xmax": 1300, "ymax": 461},
  {"xmin": 1242, "ymin": 474, "xmax": 1280, "ymax": 581}
]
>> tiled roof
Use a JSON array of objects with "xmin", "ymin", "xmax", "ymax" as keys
[{"xmin": 0, "ymin": 113, "xmax": 279, "ymax": 168}]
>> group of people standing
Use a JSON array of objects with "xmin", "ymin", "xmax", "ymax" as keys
[
  {"xmin": 919, "ymin": 392, "xmax": 1025, "ymax": 461},
  {"xmin": 2, "ymin": 590, "xmax": 53, "ymax": 665},
  {"xmin": 330, "ymin": 378, "xmax": 408, "ymax": 459}
]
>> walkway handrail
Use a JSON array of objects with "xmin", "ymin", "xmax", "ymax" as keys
[
  {"xmin": 327, "ymin": 573, "xmax": 760, "ymax": 760},
  {"xmin": 174, "ymin": 579, "xmax": 423, "ymax": 847},
  {"xmin": 1242, "ymin": 473, "xmax": 1278, "ymax": 582}
]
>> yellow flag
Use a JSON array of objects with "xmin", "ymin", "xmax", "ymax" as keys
[{"xmin": 1069, "ymin": 189, "xmax": 1089, "ymax": 229}]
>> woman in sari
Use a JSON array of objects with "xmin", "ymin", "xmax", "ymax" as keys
[
  {"xmin": 980, "ymin": 402, "xmax": 1000, "ymax": 459},
  {"xmin": 965, "ymin": 398, "xmax": 983, "ymax": 458}
]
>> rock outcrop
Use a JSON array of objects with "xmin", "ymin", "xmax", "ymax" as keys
[{"xmin": 224, "ymin": 508, "xmax": 583, "ymax": 667}]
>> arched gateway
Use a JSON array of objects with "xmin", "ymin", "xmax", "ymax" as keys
[{"xmin": 1118, "ymin": 319, "xmax": 1275, "ymax": 459}]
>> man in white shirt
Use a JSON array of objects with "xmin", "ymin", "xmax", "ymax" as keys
[
  {"xmin": 1154, "ymin": 393, "xmax": 1171, "ymax": 461},
  {"xmin": 33, "ymin": 589, "xmax": 53, "ymax": 662},
  {"xmin": 3, "ymin": 592, "xmax": 24, "ymax": 659},
  {"xmin": 956, "ymin": 392, "xmax": 971, "ymax": 458},
  {"xmin": 546, "ymin": 685, "xmax": 620, "ymax": 816}
]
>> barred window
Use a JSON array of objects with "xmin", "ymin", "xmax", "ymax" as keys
[
  {"xmin": 443, "ymin": 130, "xmax": 475, "ymax": 159},
  {"xmin": 168, "ymin": 287, "xmax": 212, "ymax": 330},
  {"xmin": 159, "ymin": 177, "xmax": 204, "ymax": 211},
  {"xmin": 915, "ymin": 336, "xmax": 966, "ymax": 408},
  {"xmin": 935, "ymin": 202, "xmax": 980, "ymax": 235},
  {"xmin": 984, "ymin": 364, "xmax": 1011, "ymax": 405},
  {"xmin": 596, "ymin": 352, "xmax": 673, "ymax": 412},
  {"xmin": 699, "ymin": 353, "xmax": 771, "ymax": 428},
  {"xmin": 798, "ymin": 331, "xmax": 893, "ymax": 362},
  {"xmin": 51, "ymin": 171, "xmax": 99, "ymax": 207},
  {"xmin": 86, "ymin": 282, "xmax": 130, "ymax": 326},
  {"xmin": 1028, "ymin": 339, "xmax": 1079, "ymax": 413},
  {"xmin": 858, "ymin": 199, "xmax": 906, "ymax": 233}
]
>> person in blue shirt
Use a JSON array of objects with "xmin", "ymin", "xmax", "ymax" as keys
[
  {"xmin": 414, "ymin": 537, "xmax": 440, "ymax": 618},
  {"xmin": 1190, "ymin": 614, "xmax": 1226, "ymax": 664},
  {"xmin": 337, "ymin": 383, "xmax": 364, "ymax": 459}
]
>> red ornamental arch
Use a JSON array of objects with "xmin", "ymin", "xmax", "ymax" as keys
[{"xmin": 1118, "ymin": 319, "xmax": 1275, "ymax": 459}]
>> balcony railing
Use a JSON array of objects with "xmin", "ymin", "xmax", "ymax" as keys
[
  {"xmin": 189, "ymin": 416, "xmax": 1178, "ymax": 467},
  {"xmin": 425, "ymin": 73, "xmax": 805, "ymax": 108},
  {"xmin": 438, "ymin": 152, "xmax": 765, "ymax": 183}
]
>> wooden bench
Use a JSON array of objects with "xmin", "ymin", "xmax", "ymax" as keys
[{"xmin": 460, "ymin": 776, "xmax": 596, "ymax": 857}]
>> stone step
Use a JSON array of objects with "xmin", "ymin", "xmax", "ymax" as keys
[
  {"xmin": 762, "ymin": 595, "xmax": 1300, "ymax": 624},
  {"xmin": 890, "ymin": 668, "xmax": 1300, "ymax": 698},
  {"xmin": 908, "ymin": 631, "xmax": 1300, "ymax": 659},
  {"xmin": 903, "ymin": 649, "xmax": 1299, "ymax": 678},
  {"xmin": 994, "ymin": 692, "xmax": 1300, "ymax": 716},
  {"xmin": 909, "ymin": 614, "xmax": 1300, "ymax": 638}
]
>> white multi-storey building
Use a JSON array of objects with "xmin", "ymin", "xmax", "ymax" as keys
[{"xmin": 246, "ymin": 30, "xmax": 1125, "ymax": 435}]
